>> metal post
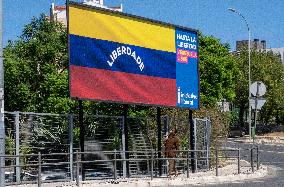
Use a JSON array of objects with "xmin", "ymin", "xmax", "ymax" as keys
[
  {"xmin": 207, "ymin": 118, "xmax": 212, "ymax": 169},
  {"xmin": 146, "ymin": 118, "xmax": 150, "ymax": 174},
  {"xmin": 215, "ymin": 149, "xmax": 219, "ymax": 176},
  {"xmin": 163, "ymin": 116, "xmax": 169, "ymax": 174},
  {"xmin": 186, "ymin": 150, "xmax": 189, "ymax": 178},
  {"xmin": 150, "ymin": 149, "xmax": 154, "ymax": 180},
  {"xmin": 237, "ymin": 149, "xmax": 241, "ymax": 174},
  {"xmin": 189, "ymin": 110, "xmax": 196, "ymax": 173},
  {"xmin": 0, "ymin": 155, "xmax": 2, "ymax": 187},
  {"xmin": 14, "ymin": 112, "xmax": 20, "ymax": 183},
  {"xmin": 254, "ymin": 82, "xmax": 260, "ymax": 142},
  {"xmin": 121, "ymin": 116, "xmax": 126, "ymax": 177},
  {"xmin": 251, "ymin": 148, "xmax": 254, "ymax": 173},
  {"xmin": 78, "ymin": 100, "xmax": 85, "ymax": 180},
  {"xmin": 163, "ymin": 115, "xmax": 169, "ymax": 137},
  {"xmin": 38, "ymin": 152, "xmax": 42, "ymax": 187},
  {"xmin": 228, "ymin": 8, "xmax": 251, "ymax": 139},
  {"xmin": 68, "ymin": 114, "xmax": 74, "ymax": 181},
  {"xmin": 0, "ymin": 0, "xmax": 5, "ymax": 186},
  {"xmin": 157, "ymin": 107, "xmax": 162, "ymax": 176},
  {"xmin": 248, "ymin": 30, "xmax": 251, "ymax": 139},
  {"xmin": 256, "ymin": 146, "xmax": 260, "ymax": 170},
  {"xmin": 76, "ymin": 151, "xmax": 79, "ymax": 187},
  {"xmin": 194, "ymin": 119, "xmax": 197, "ymax": 172},
  {"xmin": 114, "ymin": 149, "xmax": 117, "ymax": 180},
  {"xmin": 122, "ymin": 105, "xmax": 129, "ymax": 177},
  {"xmin": 205, "ymin": 118, "xmax": 209, "ymax": 168}
]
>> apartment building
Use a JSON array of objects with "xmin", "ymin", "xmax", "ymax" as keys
[
  {"xmin": 235, "ymin": 39, "xmax": 284, "ymax": 64},
  {"xmin": 50, "ymin": 0, "xmax": 123, "ymax": 26}
]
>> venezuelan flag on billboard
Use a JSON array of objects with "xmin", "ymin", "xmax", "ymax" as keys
[{"xmin": 68, "ymin": 2, "xmax": 199, "ymax": 109}]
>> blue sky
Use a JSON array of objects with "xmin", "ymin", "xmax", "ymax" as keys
[{"xmin": 4, "ymin": 0, "xmax": 284, "ymax": 50}]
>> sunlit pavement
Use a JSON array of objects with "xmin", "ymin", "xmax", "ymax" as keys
[{"xmin": 199, "ymin": 137, "xmax": 284, "ymax": 187}]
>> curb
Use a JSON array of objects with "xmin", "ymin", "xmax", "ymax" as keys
[
  {"xmin": 7, "ymin": 166, "xmax": 268, "ymax": 187},
  {"xmin": 79, "ymin": 166, "xmax": 268, "ymax": 187},
  {"xmin": 234, "ymin": 136, "xmax": 284, "ymax": 144}
]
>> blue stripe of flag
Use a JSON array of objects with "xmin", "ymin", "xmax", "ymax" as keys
[{"xmin": 70, "ymin": 34, "xmax": 176, "ymax": 79}]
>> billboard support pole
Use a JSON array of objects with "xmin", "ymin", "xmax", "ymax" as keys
[
  {"xmin": 157, "ymin": 107, "xmax": 162, "ymax": 176},
  {"xmin": 189, "ymin": 109, "xmax": 196, "ymax": 173},
  {"xmin": 79, "ymin": 100, "xmax": 85, "ymax": 180},
  {"xmin": 123, "ymin": 104, "xmax": 130, "ymax": 177}
]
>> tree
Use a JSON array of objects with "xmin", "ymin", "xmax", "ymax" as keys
[
  {"xmin": 4, "ymin": 15, "xmax": 76, "ymax": 113},
  {"xmin": 198, "ymin": 34, "xmax": 239, "ymax": 107},
  {"xmin": 234, "ymin": 48, "xmax": 284, "ymax": 126},
  {"xmin": 253, "ymin": 51, "xmax": 284, "ymax": 125}
]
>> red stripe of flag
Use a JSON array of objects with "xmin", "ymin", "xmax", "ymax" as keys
[{"xmin": 70, "ymin": 65, "xmax": 177, "ymax": 107}]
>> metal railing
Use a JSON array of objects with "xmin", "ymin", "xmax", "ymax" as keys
[{"xmin": 0, "ymin": 147, "xmax": 260, "ymax": 187}]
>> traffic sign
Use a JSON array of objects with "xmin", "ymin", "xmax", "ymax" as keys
[
  {"xmin": 249, "ymin": 97, "xmax": 266, "ymax": 110},
  {"xmin": 250, "ymin": 81, "xmax": 266, "ymax": 96}
]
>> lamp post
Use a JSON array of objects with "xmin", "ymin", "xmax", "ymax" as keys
[{"xmin": 228, "ymin": 8, "xmax": 252, "ymax": 138}]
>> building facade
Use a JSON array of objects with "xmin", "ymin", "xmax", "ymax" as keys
[
  {"xmin": 50, "ymin": 0, "xmax": 123, "ymax": 26},
  {"xmin": 236, "ymin": 39, "xmax": 266, "ymax": 51},
  {"xmin": 235, "ymin": 39, "xmax": 284, "ymax": 65}
]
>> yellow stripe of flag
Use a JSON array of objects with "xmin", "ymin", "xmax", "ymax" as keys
[{"xmin": 69, "ymin": 5, "xmax": 176, "ymax": 53}]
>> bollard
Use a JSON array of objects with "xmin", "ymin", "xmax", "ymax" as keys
[
  {"xmin": 215, "ymin": 149, "xmax": 219, "ymax": 176},
  {"xmin": 237, "ymin": 149, "xmax": 241, "ymax": 174},
  {"xmin": 114, "ymin": 149, "xmax": 117, "ymax": 180},
  {"xmin": 76, "ymin": 151, "xmax": 80, "ymax": 187},
  {"xmin": 256, "ymin": 146, "xmax": 260, "ymax": 170},
  {"xmin": 151, "ymin": 149, "xmax": 154, "ymax": 180},
  {"xmin": 37, "ymin": 152, "xmax": 42, "ymax": 187},
  {"xmin": 251, "ymin": 148, "xmax": 254, "ymax": 173},
  {"xmin": 187, "ymin": 150, "xmax": 189, "ymax": 178}
]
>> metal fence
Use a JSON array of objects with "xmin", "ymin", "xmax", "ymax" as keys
[
  {"xmin": 1, "ymin": 147, "xmax": 261, "ymax": 186},
  {"xmin": 3, "ymin": 111, "xmax": 212, "ymax": 184}
]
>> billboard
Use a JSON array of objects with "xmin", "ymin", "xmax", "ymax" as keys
[{"xmin": 68, "ymin": 2, "xmax": 199, "ymax": 109}]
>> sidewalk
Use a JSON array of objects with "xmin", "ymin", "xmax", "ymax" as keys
[
  {"xmin": 9, "ymin": 159, "xmax": 268, "ymax": 187},
  {"xmin": 235, "ymin": 135, "xmax": 284, "ymax": 145}
]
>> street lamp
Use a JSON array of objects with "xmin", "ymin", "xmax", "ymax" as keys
[{"xmin": 228, "ymin": 8, "xmax": 252, "ymax": 138}]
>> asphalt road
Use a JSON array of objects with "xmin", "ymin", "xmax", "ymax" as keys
[{"xmin": 200, "ymin": 138, "xmax": 284, "ymax": 187}]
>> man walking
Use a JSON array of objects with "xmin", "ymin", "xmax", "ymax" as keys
[{"xmin": 164, "ymin": 128, "xmax": 180, "ymax": 176}]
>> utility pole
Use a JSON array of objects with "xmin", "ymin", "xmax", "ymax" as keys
[{"xmin": 0, "ymin": 0, "xmax": 5, "ymax": 186}]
